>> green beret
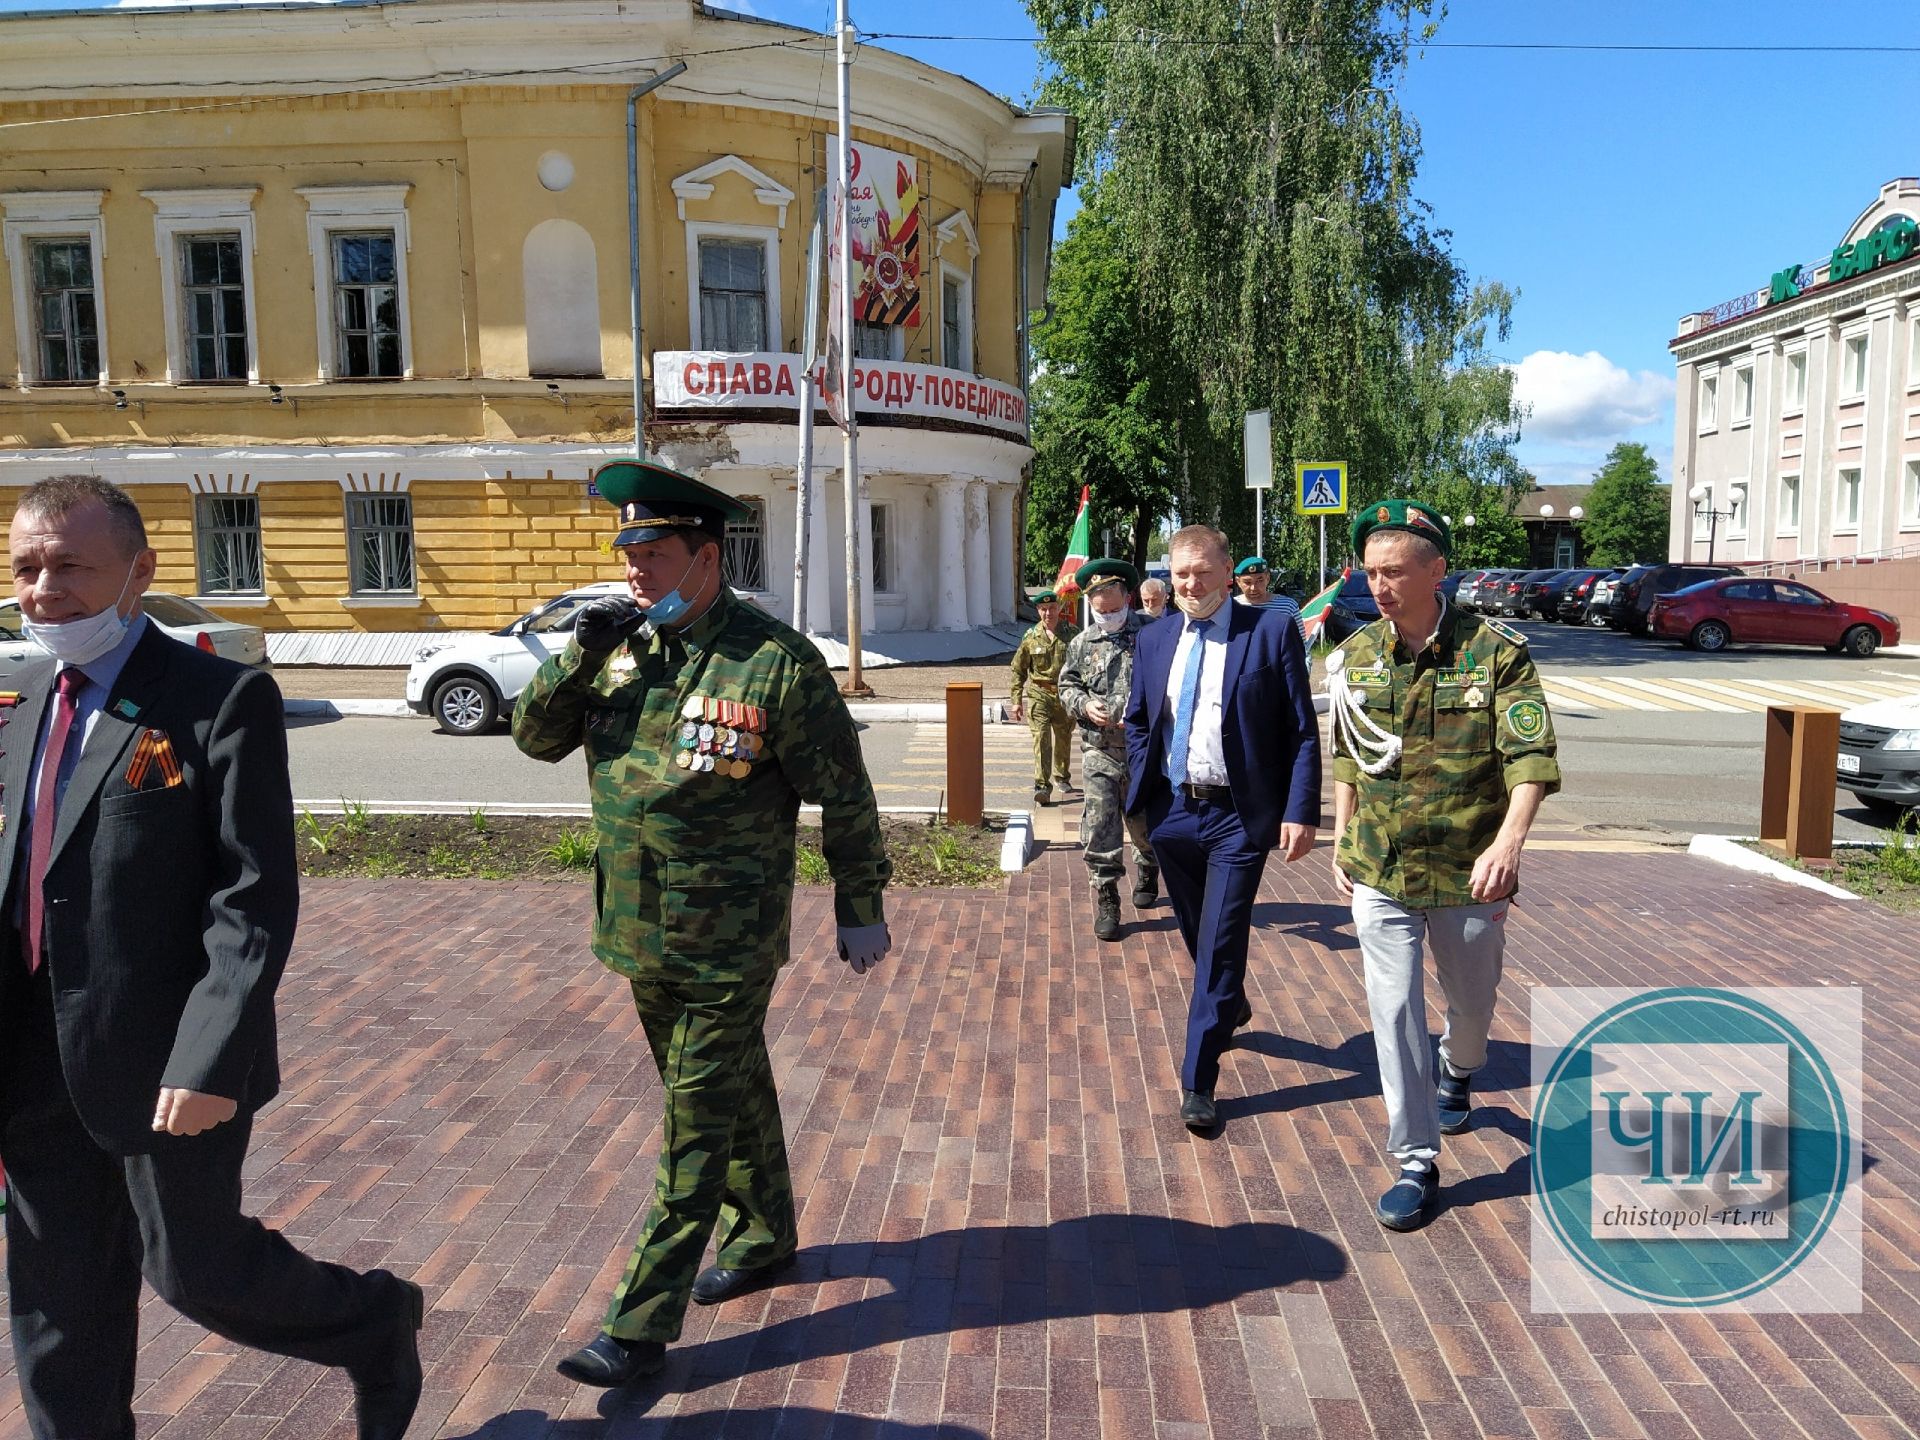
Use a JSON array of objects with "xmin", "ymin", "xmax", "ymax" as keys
[
  {"xmin": 1074, "ymin": 558, "xmax": 1140, "ymax": 595},
  {"xmin": 1033, "ymin": 590, "xmax": 1060, "ymax": 606},
  {"xmin": 592, "ymin": 458, "xmax": 751, "ymax": 548},
  {"xmin": 1351, "ymin": 498, "xmax": 1452, "ymax": 560},
  {"xmin": 1234, "ymin": 556, "xmax": 1269, "ymax": 577}
]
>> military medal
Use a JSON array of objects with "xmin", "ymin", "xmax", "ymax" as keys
[
  {"xmin": 729, "ymin": 759, "xmax": 750, "ymax": 779},
  {"xmin": 675, "ymin": 750, "xmax": 693, "ymax": 769},
  {"xmin": 1464, "ymin": 686, "xmax": 1486, "ymax": 708}
]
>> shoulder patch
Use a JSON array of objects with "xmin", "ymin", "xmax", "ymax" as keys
[
  {"xmin": 1483, "ymin": 617, "xmax": 1527, "ymax": 646},
  {"xmin": 1505, "ymin": 699, "xmax": 1547, "ymax": 742}
]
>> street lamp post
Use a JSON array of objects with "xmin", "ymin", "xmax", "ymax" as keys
[
  {"xmin": 1686, "ymin": 484, "xmax": 1734, "ymax": 565},
  {"xmin": 1459, "ymin": 513, "xmax": 1476, "ymax": 569},
  {"xmin": 1538, "ymin": 502, "xmax": 1586, "ymax": 567}
]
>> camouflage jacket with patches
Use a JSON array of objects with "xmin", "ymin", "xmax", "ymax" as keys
[
  {"xmin": 1058, "ymin": 612, "xmax": 1147, "ymax": 758},
  {"xmin": 1008, "ymin": 621, "xmax": 1072, "ymax": 706},
  {"xmin": 1328, "ymin": 603, "xmax": 1561, "ymax": 908},
  {"xmin": 511, "ymin": 589, "xmax": 890, "ymax": 978}
]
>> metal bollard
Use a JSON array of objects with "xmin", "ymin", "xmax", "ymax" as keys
[
  {"xmin": 945, "ymin": 682, "xmax": 984, "ymax": 826},
  {"xmin": 1759, "ymin": 703, "xmax": 1841, "ymax": 863}
]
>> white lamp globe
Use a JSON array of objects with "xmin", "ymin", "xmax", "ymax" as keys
[
  {"xmin": 1462, "ymin": 514, "xmax": 1476, "ymax": 528},
  {"xmin": 1569, "ymin": 505, "xmax": 1585, "ymax": 521},
  {"xmin": 1540, "ymin": 503, "xmax": 1556, "ymax": 518},
  {"xmin": 1688, "ymin": 483, "xmax": 1709, "ymax": 502}
]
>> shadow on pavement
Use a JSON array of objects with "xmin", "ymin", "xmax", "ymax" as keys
[{"xmin": 450, "ymin": 1408, "xmax": 988, "ymax": 1438}]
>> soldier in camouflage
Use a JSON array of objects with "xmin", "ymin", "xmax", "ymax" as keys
[
  {"xmin": 1327, "ymin": 499, "xmax": 1560, "ymax": 1233},
  {"xmin": 512, "ymin": 460, "xmax": 892, "ymax": 1387},
  {"xmin": 1009, "ymin": 591, "xmax": 1076, "ymax": 807},
  {"xmin": 1059, "ymin": 558, "xmax": 1157, "ymax": 942}
]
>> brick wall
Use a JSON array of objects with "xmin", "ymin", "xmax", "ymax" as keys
[{"xmin": 1771, "ymin": 554, "xmax": 1920, "ymax": 639}]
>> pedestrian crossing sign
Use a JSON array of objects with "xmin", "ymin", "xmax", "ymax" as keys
[{"xmin": 1295, "ymin": 462, "xmax": 1348, "ymax": 515}]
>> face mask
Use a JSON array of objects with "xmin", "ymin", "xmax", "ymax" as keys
[
  {"xmin": 24, "ymin": 562, "xmax": 137, "ymax": 667},
  {"xmin": 1176, "ymin": 586, "xmax": 1227, "ymax": 622},
  {"xmin": 1093, "ymin": 606, "xmax": 1130, "ymax": 632},
  {"xmin": 637, "ymin": 546, "xmax": 706, "ymax": 629}
]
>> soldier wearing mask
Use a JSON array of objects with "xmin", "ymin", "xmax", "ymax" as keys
[
  {"xmin": 512, "ymin": 460, "xmax": 892, "ymax": 1384},
  {"xmin": 1059, "ymin": 559, "xmax": 1158, "ymax": 942},
  {"xmin": 1009, "ymin": 591, "xmax": 1077, "ymax": 807}
]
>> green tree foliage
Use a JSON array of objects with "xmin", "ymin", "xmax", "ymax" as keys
[
  {"xmin": 1025, "ymin": 0, "xmax": 1526, "ymax": 578},
  {"xmin": 1025, "ymin": 185, "xmax": 1185, "ymax": 580},
  {"xmin": 1580, "ymin": 442, "xmax": 1670, "ymax": 566}
]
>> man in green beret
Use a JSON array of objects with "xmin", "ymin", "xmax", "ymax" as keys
[
  {"xmin": 1009, "ymin": 590, "xmax": 1077, "ymax": 807},
  {"xmin": 512, "ymin": 458, "xmax": 892, "ymax": 1384},
  {"xmin": 1327, "ymin": 498, "xmax": 1559, "ymax": 1232},
  {"xmin": 1059, "ymin": 558, "xmax": 1158, "ymax": 940}
]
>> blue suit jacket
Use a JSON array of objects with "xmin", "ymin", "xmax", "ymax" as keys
[{"xmin": 1123, "ymin": 601, "xmax": 1322, "ymax": 849}]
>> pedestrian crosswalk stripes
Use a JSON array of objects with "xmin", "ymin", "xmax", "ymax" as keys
[{"xmin": 1542, "ymin": 672, "xmax": 1920, "ymax": 715}]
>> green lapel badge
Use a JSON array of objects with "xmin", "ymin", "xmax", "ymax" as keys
[{"xmin": 114, "ymin": 698, "xmax": 142, "ymax": 721}]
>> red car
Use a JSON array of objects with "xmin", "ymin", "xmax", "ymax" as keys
[{"xmin": 1649, "ymin": 577, "xmax": 1902, "ymax": 657}]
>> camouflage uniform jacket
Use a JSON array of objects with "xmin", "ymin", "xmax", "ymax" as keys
[
  {"xmin": 511, "ymin": 589, "xmax": 890, "ymax": 978},
  {"xmin": 1329, "ymin": 603, "xmax": 1561, "ymax": 909},
  {"xmin": 1008, "ymin": 622, "xmax": 1071, "ymax": 707},
  {"xmin": 1058, "ymin": 613, "xmax": 1147, "ymax": 760}
]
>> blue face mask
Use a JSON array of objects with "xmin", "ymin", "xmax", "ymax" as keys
[{"xmin": 639, "ymin": 547, "xmax": 704, "ymax": 629}]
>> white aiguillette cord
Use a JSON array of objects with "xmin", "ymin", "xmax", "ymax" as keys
[{"xmin": 1325, "ymin": 647, "xmax": 1403, "ymax": 776}]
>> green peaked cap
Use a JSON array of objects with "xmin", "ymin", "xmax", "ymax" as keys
[
  {"xmin": 1074, "ymin": 558, "xmax": 1140, "ymax": 594},
  {"xmin": 592, "ymin": 458, "xmax": 751, "ymax": 547},
  {"xmin": 1350, "ymin": 497, "xmax": 1452, "ymax": 560}
]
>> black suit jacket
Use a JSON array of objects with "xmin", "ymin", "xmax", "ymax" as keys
[{"xmin": 0, "ymin": 623, "xmax": 297, "ymax": 1153}]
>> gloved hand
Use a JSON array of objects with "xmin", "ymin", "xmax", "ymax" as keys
[
  {"xmin": 574, "ymin": 596, "xmax": 646, "ymax": 653},
  {"xmin": 836, "ymin": 921, "xmax": 891, "ymax": 975}
]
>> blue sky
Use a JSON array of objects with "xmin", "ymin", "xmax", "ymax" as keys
[{"xmin": 8, "ymin": 0, "xmax": 1918, "ymax": 489}]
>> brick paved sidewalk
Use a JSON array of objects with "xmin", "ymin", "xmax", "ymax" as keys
[{"xmin": 4, "ymin": 849, "xmax": 1919, "ymax": 1439}]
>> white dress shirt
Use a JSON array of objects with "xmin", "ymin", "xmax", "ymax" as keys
[{"xmin": 1164, "ymin": 609, "xmax": 1230, "ymax": 786}]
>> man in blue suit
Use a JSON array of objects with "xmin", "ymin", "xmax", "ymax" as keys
[{"xmin": 1125, "ymin": 524, "xmax": 1321, "ymax": 1133}]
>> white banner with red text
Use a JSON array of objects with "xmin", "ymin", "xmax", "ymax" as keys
[{"xmin": 655, "ymin": 351, "xmax": 1028, "ymax": 440}]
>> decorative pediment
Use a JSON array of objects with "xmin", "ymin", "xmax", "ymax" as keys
[
  {"xmin": 671, "ymin": 155, "xmax": 794, "ymax": 228},
  {"xmin": 935, "ymin": 208, "xmax": 979, "ymax": 260}
]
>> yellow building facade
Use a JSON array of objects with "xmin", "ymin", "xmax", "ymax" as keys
[{"xmin": 0, "ymin": 0, "xmax": 1071, "ymax": 654}]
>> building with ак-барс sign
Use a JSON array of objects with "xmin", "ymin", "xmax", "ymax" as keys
[{"xmin": 0, "ymin": 0, "xmax": 1073, "ymax": 653}]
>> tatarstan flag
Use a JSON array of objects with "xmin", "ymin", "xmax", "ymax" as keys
[
  {"xmin": 1296, "ymin": 568, "xmax": 1349, "ymax": 645},
  {"xmin": 1053, "ymin": 486, "xmax": 1091, "ymax": 598}
]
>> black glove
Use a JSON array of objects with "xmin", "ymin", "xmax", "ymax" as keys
[{"xmin": 574, "ymin": 596, "xmax": 646, "ymax": 653}]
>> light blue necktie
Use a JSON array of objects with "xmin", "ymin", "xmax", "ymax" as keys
[{"xmin": 1166, "ymin": 617, "xmax": 1212, "ymax": 786}]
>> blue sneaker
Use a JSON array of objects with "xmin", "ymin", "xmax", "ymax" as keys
[
  {"xmin": 1437, "ymin": 1067, "xmax": 1473, "ymax": 1135},
  {"xmin": 1376, "ymin": 1164, "xmax": 1440, "ymax": 1231}
]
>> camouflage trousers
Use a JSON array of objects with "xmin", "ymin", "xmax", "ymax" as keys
[
  {"xmin": 1026, "ymin": 691, "xmax": 1073, "ymax": 790},
  {"xmin": 1080, "ymin": 742, "xmax": 1153, "ymax": 887},
  {"xmin": 603, "ymin": 961, "xmax": 798, "ymax": 1343}
]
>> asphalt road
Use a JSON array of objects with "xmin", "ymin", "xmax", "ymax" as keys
[{"xmin": 285, "ymin": 619, "xmax": 1920, "ymax": 841}]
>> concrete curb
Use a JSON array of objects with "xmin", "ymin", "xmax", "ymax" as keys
[
  {"xmin": 1686, "ymin": 833, "xmax": 1860, "ymax": 900},
  {"xmin": 284, "ymin": 699, "xmax": 415, "ymax": 719},
  {"xmin": 1000, "ymin": 811, "xmax": 1034, "ymax": 872}
]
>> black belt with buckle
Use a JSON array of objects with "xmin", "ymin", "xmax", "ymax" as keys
[{"xmin": 1181, "ymin": 782, "xmax": 1231, "ymax": 805}]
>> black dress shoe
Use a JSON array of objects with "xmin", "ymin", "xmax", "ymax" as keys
[
  {"xmin": 692, "ymin": 1252, "xmax": 796, "ymax": 1306},
  {"xmin": 354, "ymin": 1278, "xmax": 424, "ymax": 1440},
  {"xmin": 556, "ymin": 1333, "xmax": 666, "ymax": 1387},
  {"xmin": 1180, "ymin": 1089, "xmax": 1217, "ymax": 1133}
]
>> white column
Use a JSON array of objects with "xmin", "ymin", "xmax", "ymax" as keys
[
  {"xmin": 802, "ymin": 464, "xmax": 832, "ymax": 633},
  {"xmin": 932, "ymin": 476, "xmax": 970, "ymax": 631},
  {"xmin": 857, "ymin": 474, "xmax": 877, "ymax": 630},
  {"xmin": 963, "ymin": 479, "xmax": 992, "ymax": 628},
  {"xmin": 987, "ymin": 482, "xmax": 1016, "ymax": 622}
]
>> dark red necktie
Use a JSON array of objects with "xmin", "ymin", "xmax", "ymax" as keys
[{"xmin": 26, "ymin": 668, "xmax": 83, "ymax": 975}]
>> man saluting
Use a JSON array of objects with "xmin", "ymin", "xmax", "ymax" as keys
[{"xmin": 513, "ymin": 460, "xmax": 891, "ymax": 1384}]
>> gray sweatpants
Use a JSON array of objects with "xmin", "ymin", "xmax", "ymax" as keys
[{"xmin": 1352, "ymin": 882, "xmax": 1509, "ymax": 1171}]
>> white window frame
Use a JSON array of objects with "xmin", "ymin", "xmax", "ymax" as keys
[
  {"xmin": 1842, "ymin": 334, "xmax": 1868, "ymax": 399},
  {"xmin": 1731, "ymin": 364, "xmax": 1753, "ymax": 426},
  {"xmin": 1910, "ymin": 318, "xmax": 1920, "ymax": 391},
  {"xmin": 1778, "ymin": 472, "xmax": 1801, "ymax": 536},
  {"xmin": 344, "ymin": 489, "xmax": 417, "ymax": 595},
  {"xmin": 144, "ymin": 188, "xmax": 261, "ymax": 385},
  {"xmin": 1697, "ymin": 371, "xmax": 1718, "ymax": 433},
  {"xmin": 1834, "ymin": 466, "xmax": 1863, "ymax": 533},
  {"xmin": 685, "ymin": 221, "xmax": 782, "ymax": 352},
  {"xmin": 1903, "ymin": 458, "xmax": 1920, "ymax": 529},
  {"xmin": 940, "ymin": 260, "xmax": 974, "ymax": 372},
  {"xmin": 296, "ymin": 184, "xmax": 414, "ymax": 381},
  {"xmin": 194, "ymin": 491, "xmax": 265, "ymax": 595},
  {"xmin": 1783, "ymin": 349, "xmax": 1808, "ymax": 414},
  {"xmin": 723, "ymin": 495, "xmax": 770, "ymax": 594},
  {"xmin": 0, "ymin": 190, "xmax": 109, "ymax": 389},
  {"xmin": 1726, "ymin": 480, "xmax": 1748, "ymax": 537},
  {"xmin": 853, "ymin": 320, "xmax": 905, "ymax": 361}
]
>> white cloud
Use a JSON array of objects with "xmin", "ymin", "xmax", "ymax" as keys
[{"xmin": 1507, "ymin": 350, "xmax": 1674, "ymax": 444}]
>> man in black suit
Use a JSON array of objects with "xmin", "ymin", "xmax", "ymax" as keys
[
  {"xmin": 1125, "ymin": 524, "xmax": 1321, "ymax": 1134},
  {"xmin": 0, "ymin": 475, "xmax": 423, "ymax": 1440}
]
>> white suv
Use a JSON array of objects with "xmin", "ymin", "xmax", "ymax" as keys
[{"xmin": 406, "ymin": 582, "xmax": 628, "ymax": 735}]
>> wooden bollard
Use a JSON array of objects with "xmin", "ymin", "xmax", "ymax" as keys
[{"xmin": 946, "ymin": 682, "xmax": 984, "ymax": 826}]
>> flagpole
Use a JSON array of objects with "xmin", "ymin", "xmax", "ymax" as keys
[
  {"xmin": 793, "ymin": 196, "xmax": 824, "ymax": 634},
  {"xmin": 835, "ymin": 0, "xmax": 870, "ymax": 697}
]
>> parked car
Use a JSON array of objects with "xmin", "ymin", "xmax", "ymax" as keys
[
  {"xmin": 1837, "ymin": 690, "xmax": 1920, "ymax": 815},
  {"xmin": 1545, "ymin": 567, "xmax": 1615, "ymax": 623},
  {"xmin": 406, "ymin": 582, "xmax": 627, "ymax": 734},
  {"xmin": 1463, "ymin": 568, "xmax": 1516, "ymax": 613},
  {"xmin": 1580, "ymin": 569, "xmax": 1627, "ymax": 625},
  {"xmin": 1513, "ymin": 569, "xmax": 1573, "ymax": 619},
  {"xmin": 1485, "ymin": 569, "xmax": 1554, "ymax": 617},
  {"xmin": 1456, "ymin": 569, "xmax": 1503, "ymax": 611},
  {"xmin": 1648, "ymin": 577, "xmax": 1901, "ymax": 656},
  {"xmin": 1606, "ymin": 562, "xmax": 1739, "ymax": 634},
  {"xmin": 0, "ymin": 592, "xmax": 269, "ymax": 682}
]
